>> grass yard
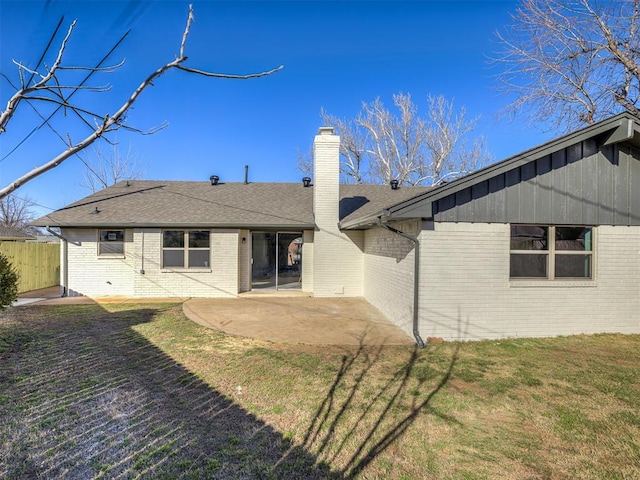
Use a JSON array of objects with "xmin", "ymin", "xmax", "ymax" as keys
[{"xmin": 1, "ymin": 303, "xmax": 639, "ymax": 479}]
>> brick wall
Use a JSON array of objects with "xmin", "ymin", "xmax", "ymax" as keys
[
  {"xmin": 312, "ymin": 127, "xmax": 364, "ymax": 296},
  {"xmin": 419, "ymin": 222, "xmax": 640, "ymax": 340},
  {"xmin": 63, "ymin": 228, "xmax": 239, "ymax": 298},
  {"xmin": 238, "ymin": 229, "xmax": 250, "ymax": 293},
  {"xmin": 363, "ymin": 220, "xmax": 420, "ymax": 336},
  {"xmin": 64, "ymin": 228, "xmax": 135, "ymax": 296},
  {"xmin": 301, "ymin": 229, "xmax": 314, "ymax": 292}
]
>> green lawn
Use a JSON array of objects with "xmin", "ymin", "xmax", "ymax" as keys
[{"xmin": 1, "ymin": 303, "xmax": 639, "ymax": 479}]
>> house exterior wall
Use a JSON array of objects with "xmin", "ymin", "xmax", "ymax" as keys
[
  {"xmin": 301, "ymin": 229, "xmax": 314, "ymax": 292},
  {"xmin": 312, "ymin": 229, "xmax": 364, "ymax": 296},
  {"xmin": 238, "ymin": 229, "xmax": 251, "ymax": 293},
  {"xmin": 363, "ymin": 220, "xmax": 420, "ymax": 336},
  {"xmin": 64, "ymin": 228, "xmax": 136, "ymax": 297},
  {"xmin": 63, "ymin": 228, "xmax": 239, "ymax": 298},
  {"xmin": 418, "ymin": 222, "xmax": 640, "ymax": 340},
  {"xmin": 313, "ymin": 127, "xmax": 364, "ymax": 296}
]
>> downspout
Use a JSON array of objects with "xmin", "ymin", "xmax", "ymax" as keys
[
  {"xmin": 45, "ymin": 226, "xmax": 70, "ymax": 297},
  {"xmin": 377, "ymin": 219, "xmax": 426, "ymax": 348}
]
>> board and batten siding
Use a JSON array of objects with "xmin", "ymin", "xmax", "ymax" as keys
[
  {"xmin": 63, "ymin": 228, "xmax": 239, "ymax": 298},
  {"xmin": 434, "ymin": 142, "xmax": 640, "ymax": 226},
  {"xmin": 418, "ymin": 222, "xmax": 640, "ymax": 340}
]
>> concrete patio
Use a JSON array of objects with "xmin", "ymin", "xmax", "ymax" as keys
[
  {"xmin": 13, "ymin": 289, "xmax": 414, "ymax": 346},
  {"xmin": 183, "ymin": 296, "xmax": 414, "ymax": 346}
]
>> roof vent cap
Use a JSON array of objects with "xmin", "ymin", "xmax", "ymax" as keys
[
  {"xmin": 390, "ymin": 179, "xmax": 399, "ymax": 190},
  {"xmin": 210, "ymin": 175, "xmax": 219, "ymax": 185},
  {"xmin": 302, "ymin": 177, "xmax": 312, "ymax": 187}
]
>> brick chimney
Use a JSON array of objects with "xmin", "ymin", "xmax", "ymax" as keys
[
  {"xmin": 313, "ymin": 126, "xmax": 361, "ymax": 296},
  {"xmin": 313, "ymin": 126, "xmax": 340, "ymax": 230}
]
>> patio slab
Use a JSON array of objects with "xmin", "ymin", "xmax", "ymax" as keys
[
  {"xmin": 183, "ymin": 296, "xmax": 415, "ymax": 346},
  {"xmin": 12, "ymin": 290, "xmax": 415, "ymax": 346}
]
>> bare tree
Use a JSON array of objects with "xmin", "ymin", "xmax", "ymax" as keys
[
  {"xmin": 0, "ymin": 194, "xmax": 36, "ymax": 232},
  {"xmin": 298, "ymin": 109, "xmax": 368, "ymax": 184},
  {"xmin": 495, "ymin": 0, "xmax": 640, "ymax": 130},
  {"xmin": 80, "ymin": 140, "xmax": 146, "ymax": 193},
  {"xmin": 301, "ymin": 93, "xmax": 490, "ymax": 186},
  {"xmin": 0, "ymin": 5, "xmax": 282, "ymax": 199}
]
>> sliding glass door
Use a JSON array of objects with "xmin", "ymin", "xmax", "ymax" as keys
[{"xmin": 251, "ymin": 232, "xmax": 302, "ymax": 290}]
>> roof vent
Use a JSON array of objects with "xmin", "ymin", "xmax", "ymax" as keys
[
  {"xmin": 302, "ymin": 177, "xmax": 312, "ymax": 187},
  {"xmin": 210, "ymin": 175, "xmax": 219, "ymax": 185},
  {"xmin": 390, "ymin": 179, "xmax": 399, "ymax": 190}
]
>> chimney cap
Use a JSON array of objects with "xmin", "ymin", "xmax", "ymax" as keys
[
  {"xmin": 210, "ymin": 175, "xmax": 220, "ymax": 185},
  {"xmin": 390, "ymin": 179, "xmax": 399, "ymax": 190},
  {"xmin": 302, "ymin": 177, "xmax": 312, "ymax": 187},
  {"xmin": 318, "ymin": 126, "xmax": 334, "ymax": 135}
]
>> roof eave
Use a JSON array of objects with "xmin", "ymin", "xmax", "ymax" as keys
[
  {"xmin": 33, "ymin": 221, "xmax": 317, "ymax": 230},
  {"xmin": 339, "ymin": 212, "xmax": 386, "ymax": 230}
]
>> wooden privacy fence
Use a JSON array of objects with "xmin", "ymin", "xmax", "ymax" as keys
[{"xmin": 0, "ymin": 242, "xmax": 60, "ymax": 293}]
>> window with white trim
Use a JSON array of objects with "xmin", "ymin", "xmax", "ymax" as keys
[
  {"xmin": 98, "ymin": 230, "xmax": 125, "ymax": 255},
  {"xmin": 162, "ymin": 230, "xmax": 210, "ymax": 268},
  {"xmin": 510, "ymin": 225, "xmax": 593, "ymax": 279}
]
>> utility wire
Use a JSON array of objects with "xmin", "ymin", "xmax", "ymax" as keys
[{"xmin": 0, "ymin": 28, "xmax": 131, "ymax": 164}]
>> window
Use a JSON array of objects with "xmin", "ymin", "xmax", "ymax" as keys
[
  {"xmin": 98, "ymin": 230, "xmax": 124, "ymax": 255},
  {"xmin": 510, "ymin": 225, "xmax": 593, "ymax": 279},
  {"xmin": 162, "ymin": 230, "xmax": 210, "ymax": 268}
]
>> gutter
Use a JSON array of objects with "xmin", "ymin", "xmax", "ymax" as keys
[
  {"xmin": 45, "ymin": 226, "xmax": 74, "ymax": 297},
  {"xmin": 376, "ymin": 219, "xmax": 425, "ymax": 348}
]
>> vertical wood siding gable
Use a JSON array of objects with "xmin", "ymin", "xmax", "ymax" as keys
[{"xmin": 433, "ymin": 142, "xmax": 640, "ymax": 225}]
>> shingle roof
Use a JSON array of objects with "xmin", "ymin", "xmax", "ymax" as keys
[
  {"xmin": 339, "ymin": 184, "xmax": 430, "ymax": 223},
  {"xmin": 32, "ymin": 180, "xmax": 430, "ymax": 228}
]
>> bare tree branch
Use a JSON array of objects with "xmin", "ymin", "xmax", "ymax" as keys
[
  {"xmin": 0, "ymin": 194, "xmax": 36, "ymax": 232},
  {"xmin": 175, "ymin": 64, "xmax": 284, "ymax": 79},
  {"xmin": 0, "ymin": 28, "xmax": 132, "ymax": 163},
  {"xmin": 0, "ymin": 20, "xmax": 76, "ymax": 132},
  {"xmin": 0, "ymin": 4, "xmax": 283, "ymax": 199},
  {"xmin": 302, "ymin": 93, "xmax": 491, "ymax": 187},
  {"xmin": 80, "ymin": 139, "xmax": 146, "ymax": 193},
  {"xmin": 494, "ymin": 0, "xmax": 640, "ymax": 131}
]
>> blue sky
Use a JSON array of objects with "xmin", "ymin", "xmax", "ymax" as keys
[{"xmin": 0, "ymin": 0, "xmax": 554, "ymax": 217}]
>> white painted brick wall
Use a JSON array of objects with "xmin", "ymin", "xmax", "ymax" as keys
[
  {"xmin": 363, "ymin": 220, "xmax": 420, "ymax": 336},
  {"xmin": 302, "ymin": 229, "xmax": 314, "ymax": 292},
  {"xmin": 63, "ymin": 228, "xmax": 239, "ymax": 298},
  {"xmin": 419, "ymin": 223, "xmax": 640, "ymax": 340},
  {"xmin": 133, "ymin": 229, "xmax": 238, "ymax": 298},
  {"xmin": 238, "ymin": 229, "xmax": 251, "ymax": 293},
  {"xmin": 313, "ymin": 128, "xmax": 364, "ymax": 296},
  {"xmin": 63, "ymin": 228, "xmax": 135, "ymax": 296}
]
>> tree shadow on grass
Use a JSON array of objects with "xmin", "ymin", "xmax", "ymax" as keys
[
  {"xmin": 0, "ymin": 304, "xmax": 340, "ymax": 479},
  {"xmin": 298, "ymin": 341, "xmax": 460, "ymax": 479}
]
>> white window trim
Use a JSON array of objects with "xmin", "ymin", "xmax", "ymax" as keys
[
  {"xmin": 509, "ymin": 225, "xmax": 595, "ymax": 282},
  {"xmin": 161, "ymin": 229, "xmax": 211, "ymax": 270}
]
